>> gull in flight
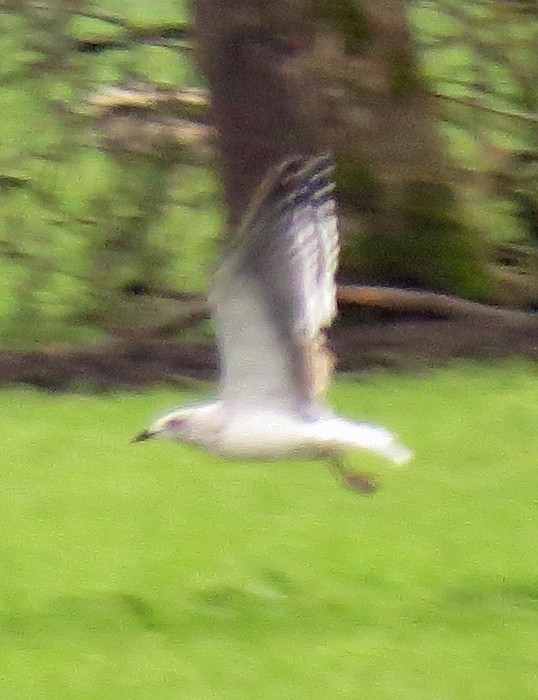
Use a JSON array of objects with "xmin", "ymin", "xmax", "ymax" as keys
[{"xmin": 134, "ymin": 154, "xmax": 412, "ymax": 493}]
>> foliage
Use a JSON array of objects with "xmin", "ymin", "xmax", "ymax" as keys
[
  {"xmin": 0, "ymin": 0, "xmax": 219, "ymax": 347},
  {"xmin": 0, "ymin": 365, "xmax": 537, "ymax": 697},
  {"xmin": 0, "ymin": 1, "xmax": 536, "ymax": 347},
  {"xmin": 412, "ymin": 0, "xmax": 537, "ymax": 244}
]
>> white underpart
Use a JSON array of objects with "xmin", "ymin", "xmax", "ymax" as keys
[{"xmin": 201, "ymin": 405, "xmax": 412, "ymax": 466}]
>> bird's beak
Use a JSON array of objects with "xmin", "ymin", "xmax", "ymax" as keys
[{"xmin": 131, "ymin": 430, "xmax": 154, "ymax": 443}]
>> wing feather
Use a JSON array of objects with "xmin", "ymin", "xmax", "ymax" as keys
[{"xmin": 210, "ymin": 154, "xmax": 339, "ymax": 409}]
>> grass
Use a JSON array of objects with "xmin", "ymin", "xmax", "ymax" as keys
[{"xmin": 0, "ymin": 363, "xmax": 537, "ymax": 698}]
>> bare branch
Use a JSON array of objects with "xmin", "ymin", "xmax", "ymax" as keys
[
  {"xmin": 89, "ymin": 85, "xmax": 213, "ymax": 163},
  {"xmin": 435, "ymin": 91, "xmax": 538, "ymax": 123},
  {"xmin": 337, "ymin": 285, "xmax": 538, "ymax": 327}
]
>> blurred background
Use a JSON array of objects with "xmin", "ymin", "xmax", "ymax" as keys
[
  {"xmin": 0, "ymin": 0, "xmax": 536, "ymax": 372},
  {"xmin": 0, "ymin": 1, "xmax": 537, "ymax": 698}
]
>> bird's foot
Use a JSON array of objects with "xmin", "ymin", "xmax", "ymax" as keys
[
  {"xmin": 342, "ymin": 471, "xmax": 380, "ymax": 495},
  {"xmin": 330, "ymin": 460, "xmax": 380, "ymax": 495}
]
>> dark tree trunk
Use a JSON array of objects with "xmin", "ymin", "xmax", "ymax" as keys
[
  {"xmin": 295, "ymin": 0, "xmax": 491, "ymax": 297},
  {"xmin": 193, "ymin": 0, "xmax": 490, "ymax": 297},
  {"xmin": 193, "ymin": 0, "xmax": 317, "ymax": 229}
]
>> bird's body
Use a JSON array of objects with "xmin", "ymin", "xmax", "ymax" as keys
[
  {"xmin": 135, "ymin": 154, "xmax": 412, "ymax": 492},
  {"xmin": 165, "ymin": 400, "xmax": 322, "ymax": 461},
  {"xmin": 147, "ymin": 399, "xmax": 410, "ymax": 466}
]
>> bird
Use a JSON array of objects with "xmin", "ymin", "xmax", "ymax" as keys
[{"xmin": 133, "ymin": 154, "xmax": 412, "ymax": 493}]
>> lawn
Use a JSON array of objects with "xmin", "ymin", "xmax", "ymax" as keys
[{"xmin": 0, "ymin": 364, "xmax": 536, "ymax": 699}]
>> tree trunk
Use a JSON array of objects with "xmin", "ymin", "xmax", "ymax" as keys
[
  {"xmin": 192, "ymin": 0, "xmax": 490, "ymax": 297},
  {"xmin": 192, "ymin": 0, "xmax": 317, "ymax": 229},
  {"xmin": 299, "ymin": 0, "xmax": 491, "ymax": 297}
]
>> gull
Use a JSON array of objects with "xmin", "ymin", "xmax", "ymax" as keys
[{"xmin": 133, "ymin": 154, "xmax": 412, "ymax": 493}]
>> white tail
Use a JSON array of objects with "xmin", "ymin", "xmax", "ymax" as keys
[{"xmin": 316, "ymin": 418, "xmax": 413, "ymax": 466}]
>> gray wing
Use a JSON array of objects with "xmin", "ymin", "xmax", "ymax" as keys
[{"xmin": 209, "ymin": 154, "xmax": 339, "ymax": 410}]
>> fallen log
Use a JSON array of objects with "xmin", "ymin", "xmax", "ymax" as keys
[
  {"xmin": 337, "ymin": 285, "xmax": 538, "ymax": 327},
  {"xmin": 1, "ymin": 309, "xmax": 538, "ymax": 391}
]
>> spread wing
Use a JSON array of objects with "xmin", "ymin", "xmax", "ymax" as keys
[{"xmin": 209, "ymin": 154, "xmax": 339, "ymax": 410}]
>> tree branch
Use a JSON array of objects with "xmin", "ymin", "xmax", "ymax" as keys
[
  {"xmin": 337, "ymin": 285, "xmax": 538, "ymax": 327},
  {"xmin": 435, "ymin": 92, "xmax": 538, "ymax": 124},
  {"xmin": 89, "ymin": 85, "xmax": 213, "ymax": 163}
]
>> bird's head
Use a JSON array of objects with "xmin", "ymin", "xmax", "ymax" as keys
[{"xmin": 132, "ymin": 408, "xmax": 194, "ymax": 444}]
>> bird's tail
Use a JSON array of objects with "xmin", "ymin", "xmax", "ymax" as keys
[
  {"xmin": 377, "ymin": 433, "xmax": 414, "ymax": 466},
  {"xmin": 321, "ymin": 419, "xmax": 413, "ymax": 466}
]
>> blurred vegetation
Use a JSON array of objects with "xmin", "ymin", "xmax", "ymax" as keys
[
  {"xmin": 0, "ymin": 0, "xmax": 220, "ymax": 348},
  {"xmin": 412, "ymin": 0, "xmax": 537, "ymax": 245},
  {"xmin": 0, "ymin": 0, "xmax": 536, "ymax": 348}
]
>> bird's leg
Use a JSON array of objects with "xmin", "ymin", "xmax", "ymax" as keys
[{"xmin": 330, "ymin": 458, "xmax": 380, "ymax": 495}]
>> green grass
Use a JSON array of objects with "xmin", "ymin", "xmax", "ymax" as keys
[{"xmin": 0, "ymin": 364, "xmax": 537, "ymax": 698}]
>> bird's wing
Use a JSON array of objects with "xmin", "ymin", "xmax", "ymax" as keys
[{"xmin": 209, "ymin": 154, "xmax": 339, "ymax": 410}]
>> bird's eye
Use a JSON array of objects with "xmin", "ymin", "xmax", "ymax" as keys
[{"xmin": 168, "ymin": 418, "xmax": 186, "ymax": 430}]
